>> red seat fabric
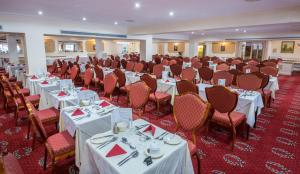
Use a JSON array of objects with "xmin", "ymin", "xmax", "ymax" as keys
[
  {"xmin": 3, "ymin": 153, "xmax": 24, "ymax": 174},
  {"xmin": 47, "ymin": 131, "xmax": 75, "ymax": 156},
  {"xmin": 19, "ymin": 88, "xmax": 30, "ymax": 96},
  {"xmin": 149, "ymin": 92, "xmax": 171, "ymax": 101},
  {"xmin": 26, "ymin": 94, "xmax": 40, "ymax": 103},
  {"xmin": 36, "ymin": 107, "xmax": 59, "ymax": 123},
  {"xmin": 188, "ymin": 140, "xmax": 197, "ymax": 155},
  {"xmin": 213, "ymin": 111, "xmax": 245, "ymax": 126}
]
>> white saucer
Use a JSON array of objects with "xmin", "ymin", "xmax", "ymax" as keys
[
  {"xmin": 144, "ymin": 149, "xmax": 164, "ymax": 159},
  {"xmin": 164, "ymin": 135, "xmax": 182, "ymax": 145}
]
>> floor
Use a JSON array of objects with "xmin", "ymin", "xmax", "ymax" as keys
[{"xmin": 0, "ymin": 74, "xmax": 299, "ymax": 174}]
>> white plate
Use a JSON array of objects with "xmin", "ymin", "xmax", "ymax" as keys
[
  {"xmin": 144, "ymin": 149, "xmax": 164, "ymax": 159},
  {"xmin": 164, "ymin": 135, "xmax": 182, "ymax": 145}
]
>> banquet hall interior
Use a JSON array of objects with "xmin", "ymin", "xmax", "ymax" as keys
[{"xmin": 0, "ymin": 0, "xmax": 300, "ymax": 173}]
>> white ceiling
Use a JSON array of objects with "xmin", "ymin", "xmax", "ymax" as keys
[{"xmin": 1, "ymin": 0, "xmax": 300, "ymax": 27}]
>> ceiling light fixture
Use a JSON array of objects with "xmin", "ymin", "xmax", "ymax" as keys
[
  {"xmin": 243, "ymin": 29, "xmax": 247, "ymax": 33},
  {"xmin": 114, "ymin": 21, "xmax": 118, "ymax": 25},
  {"xmin": 82, "ymin": 17, "xmax": 87, "ymax": 21},
  {"xmin": 201, "ymin": 33, "xmax": 205, "ymax": 36},
  {"xmin": 235, "ymin": 28, "xmax": 240, "ymax": 31},
  {"xmin": 169, "ymin": 11, "xmax": 174, "ymax": 16},
  {"xmin": 135, "ymin": 2, "xmax": 140, "ymax": 8},
  {"xmin": 38, "ymin": 10, "xmax": 43, "ymax": 15},
  {"xmin": 191, "ymin": 32, "xmax": 195, "ymax": 34}
]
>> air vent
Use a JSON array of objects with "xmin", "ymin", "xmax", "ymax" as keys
[
  {"xmin": 60, "ymin": 30, "xmax": 126, "ymax": 38},
  {"xmin": 125, "ymin": 19, "xmax": 135, "ymax": 23}
]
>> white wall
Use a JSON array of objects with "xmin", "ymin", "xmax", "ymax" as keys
[
  {"xmin": 267, "ymin": 40, "xmax": 300, "ymax": 61},
  {"xmin": 205, "ymin": 42, "xmax": 236, "ymax": 58}
]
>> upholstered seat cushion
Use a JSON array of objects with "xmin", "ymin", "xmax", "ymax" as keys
[
  {"xmin": 37, "ymin": 107, "xmax": 59, "ymax": 123},
  {"xmin": 149, "ymin": 92, "xmax": 171, "ymax": 101},
  {"xmin": 212, "ymin": 111, "xmax": 245, "ymax": 126},
  {"xmin": 188, "ymin": 140, "xmax": 197, "ymax": 155},
  {"xmin": 120, "ymin": 86, "xmax": 127, "ymax": 92},
  {"xmin": 26, "ymin": 94, "xmax": 40, "ymax": 104},
  {"xmin": 47, "ymin": 131, "xmax": 75, "ymax": 156},
  {"xmin": 3, "ymin": 153, "xmax": 24, "ymax": 174},
  {"xmin": 19, "ymin": 88, "xmax": 30, "ymax": 96}
]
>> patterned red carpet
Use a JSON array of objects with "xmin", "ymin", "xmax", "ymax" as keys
[{"xmin": 1, "ymin": 75, "xmax": 299, "ymax": 174}]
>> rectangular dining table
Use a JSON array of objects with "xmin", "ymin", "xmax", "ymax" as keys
[
  {"xmin": 59, "ymin": 101, "xmax": 118, "ymax": 167},
  {"xmin": 80, "ymin": 119, "xmax": 194, "ymax": 174}
]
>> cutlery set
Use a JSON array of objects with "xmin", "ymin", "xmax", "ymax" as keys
[{"xmin": 117, "ymin": 150, "xmax": 139, "ymax": 166}]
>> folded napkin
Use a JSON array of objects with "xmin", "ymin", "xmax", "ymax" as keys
[
  {"xmin": 31, "ymin": 75, "xmax": 38, "ymax": 79},
  {"xmin": 58, "ymin": 91, "xmax": 67, "ymax": 96},
  {"xmin": 48, "ymin": 74, "xmax": 54, "ymax": 78},
  {"xmin": 72, "ymin": 109, "xmax": 84, "ymax": 116},
  {"xmin": 99, "ymin": 101, "xmax": 110, "ymax": 107},
  {"xmin": 165, "ymin": 80, "xmax": 170, "ymax": 82},
  {"xmin": 80, "ymin": 87, "xmax": 88, "ymax": 91},
  {"xmin": 106, "ymin": 144, "xmax": 127, "ymax": 157},
  {"xmin": 143, "ymin": 125, "xmax": 156, "ymax": 136},
  {"xmin": 41, "ymin": 81, "xmax": 48, "ymax": 85}
]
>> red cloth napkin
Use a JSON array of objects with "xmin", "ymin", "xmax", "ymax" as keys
[
  {"xmin": 165, "ymin": 80, "xmax": 170, "ymax": 82},
  {"xmin": 106, "ymin": 144, "xmax": 127, "ymax": 157},
  {"xmin": 143, "ymin": 125, "xmax": 156, "ymax": 136},
  {"xmin": 71, "ymin": 109, "xmax": 84, "ymax": 116},
  {"xmin": 31, "ymin": 75, "xmax": 38, "ymax": 79},
  {"xmin": 58, "ymin": 91, "xmax": 67, "ymax": 96},
  {"xmin": 80, "ymin": 87, "xmax": 88, "ymax": 91},
  {"xmin": 48, "ymin": 74, "xmax": 54, "ymax": 78},
  {"xmin": 41, "ymin": 81, "xmax": 48, "ymax": 85},
  {"xmin": 99, "ymin": 101, "xmax": 110, "ymax": 107}
]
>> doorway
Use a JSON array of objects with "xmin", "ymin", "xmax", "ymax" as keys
[
  {"xmin": 198, "ymin": 44, "xmax": 206, "ymax": 58},
  {"xmin": 241, "ymin": 42, "xmax": 265, "ymax": 60}
]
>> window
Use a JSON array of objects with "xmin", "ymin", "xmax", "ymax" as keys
[
  {"xmin": 0, "ymin": 42, "xmax": 8, "ymax": 54},
  {"xmin": 65, "ymin": 43, "xmax": 75, "ymax": 52}
]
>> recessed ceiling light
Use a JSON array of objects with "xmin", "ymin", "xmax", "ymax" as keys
[
  {"xmin": 201, "ymin": 33, "xmax": 205, "ymax": 36},
  {"xmin": 114, "ymin": 21, "xmax": 118, "ymax": 25},
  {"xmin": 169, "ymin": 11, "xmax": 174, "ymax": 16},
  {"xmin": 38, "ymin": 11, "xmax": 43, "ymax": 15},
  {"xmin": 135, "ymin": 2, "xmax": 140, "ymax": 8},
  {"xmin": 191, "ymin": 32, "xmax": 195, "ymax": 34},
  {"xmin": 235, "ymin": 28, "xmax": 240, "ymax": 31},
  {"xmin": 243, "ymin": 29, "xmax": 247, "ymax": 33},
  {"xmin": 82, "ymin": 17, "xmax": 87, "ymax": 21}
]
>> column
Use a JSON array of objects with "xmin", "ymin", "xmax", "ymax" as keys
[
  {"xmin": 163, "ymin": 43, "xmax": 168, "ymax": 55},
  {"xmin": 95, "ymin": 39, "xmax": 104, "ymax": 58},
  {"xmin": 24, "ymin": 31, "xmax": 47, "ymax": 75},
  {"xmin": 140, "ymin": 35, "xmax": 153, "ymax": 61},
  {"xmin": 6, "ymin": 35, "xmax": 19, "ymax": 64},
  {"xmin": 189, "ymin": 40, "xmax": 198, "ymax": 57}
]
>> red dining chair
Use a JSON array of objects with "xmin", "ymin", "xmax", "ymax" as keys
[
  {"xmin": 212, "ymin": 71, "xmax": 234, "ymax": 87},
  {"xmin": 111, "ymin": 60, "xmax": 120, "ymax": 69},
  {"xmin": 248, "ymin": 60, "xmax": 259, "ymax": 66},
  {"xmin": 134, "ymin": 62, "xmax": 144, "ymax": 73},
  {"xmin": 252, "ymin": 72, "xmax": 272, "ymax": 107},
  {"xmin": 173, "ymin": 92, "xmax": 210, "ymax": 174},
  {"xmin": 152, "ymin": 64, "xmax": 164, "ymax": 79},
  {"xmin": 169, "ymin": 59, "xmax": 177, "ymax": 65},
  {"xmin": 243, "ymin": 65, "xmax": 259, "ymax": 74},
  {"xmin": 93, "ymin": 65, "xmax": 104, "ymax": 90},
  {"xmin": 231, "ymin": 59, "xmax": 242, "ymax": 65},
  {"xmin": 114, "ymin": 69, "xmax": 127, "ymax": 102},
  {"xmin": 260, "ymin": 66, "xmax": 278, "ymax": 77},
  {"xmin": 126, "ymin": 61, "xmax": 135, "ymax": 71},
  {"xmin": 236, "ymin": 63, "xmax": 247, "ymax": 72},
  {"xmin": 237, "ymin": 74, "xmax": 262, "ymax": 91},
  {"xmin": 176, "ymin": 80, "xmax": 198, "ymax": 95},
  {"xmin": 121, "ymin": 59, "xmax": 127, "ymax": 69},
  {"xmin": 103, "ymin": 73, "xmax": 118, "ymax": 100},
  {"xmin": 198, "ymin": 67, "xmax": 213, "ymax": 84},
  {"xmin": 183, "ymin": 57, "xmax": 191, "ymax": 63},
  {"xmin": 104, "ymin": 59, "xmax": 112, "ymax": 67},
  {"xmin": 127, "ymin": 81, "xmax": 151, "ymax": 117},
  {"xmin": 192, "ymin": 61, "xmax": 202, "ymax": 69},
  {"xmin": 25, "ymin": 101, "xmax": 75, "ymax": 172},
  {"xmin": 216, "ymin": 63, "xmax": 230, "ymax": 71},
  {"xmin": 141, "ymin": 74, "xmax": 171, "ymax": 112},
  {"xmin": 1, "ymin": 153, "xmax": 24, "ymax": 174},
  {"xmin": 83, "ymin": 68, "xmax": 94, "ymax": 88},
  {"xmin": 205, "ymin": 86, "xmax": 247, "ymax": 150},
  {"xmin": 170, "ymin": 64, "xmax": 182, "ymax": 78},
  {"xmin": 162, "ymin": 59, "xmax": 169, "ymax": 66},
  {"xmin": 70, "ymin": 65, "xmax": 79, "ymax": 82},
  {"xmin": 263, "ymin": 61, "xmax": 277, "ymax": 68},
  {"xmin": 191, "ymin": 57, "xmax": 199, "ymax": 64},
  {"xmin": 60, "ymin": 62, "xmax": 69, "ymax": 79},
  {"xmin": 181, "ymin": 67, "xmax": 196, "ymax": 82},
  {"xmin": 228, "ymin": 69, "xmax": 243, "ymax": 86}
]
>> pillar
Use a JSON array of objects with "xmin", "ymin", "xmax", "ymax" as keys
[
  {"xmin": 95, "ymin": 39, "xmax": 104, "ymax": 58},
  {"xmin": 6, "ymin": 35, "xmax": 19, "ymax": 64},
  {"xmin": 189, "ymin": 40, "xmax": 198, "ymax": 57},
  {"xmin": 140, "ymin": 35, "xmax": 153, "ymax": 61}
]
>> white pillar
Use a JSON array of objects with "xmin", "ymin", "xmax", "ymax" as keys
[
  {"xmin": 95, "ymin": 39, "xmax": 104, "ymax": 58},
  {"xmin": 7, "ymin": 35, "xmax": 19, "ymax": 64},
  {"xmin": 140, "ymin": 35, "xmax": 153, "ymax": 61},
  {"xmin": 24, "ymin": 31, "xmax": 47, "ymax": 75},
  {"xmin": 163, "ymin": 43, "xmax": 168, "ymax": 55},
  {"xmin": 189, "ymin": 40, "xmax": 198, "ymax": 57}
]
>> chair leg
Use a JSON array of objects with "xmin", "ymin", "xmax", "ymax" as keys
[
  {"xmin": 32, "ymin": 133, "xmax": 36, "ymax": 150},
  {"xmin": 156, "ymin": 101, "xmax": 160, "ymax": 111},
  {"xmin": 231, "ymin": 127, "xmax": 236, "ymax": 150},
  {"xmin": 27, "ymin": 122, "xmax": 31, "ymax": 140},
  {"xmin": 51, "ymin": 158, "xmax": 56, "ymax": 174},
  {"xmin": 195, "ymin": 152, "xmax": 201, "ymax": 174},
  {"xmin": 43, "ymin": 147, "xmax": 48, "ymax": 170}
]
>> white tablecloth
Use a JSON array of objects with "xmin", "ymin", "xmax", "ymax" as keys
[
  {"xmin": 59, "ymin": 102, "xmax": 117, "ymax": 167},
  {"xmin": 38, "ymin": 82, "xmax": 60, "ymax": 110},
  {"xmin": 80, "ymin": 119, "xmax": 194, "ymax": 174},
  {"xmin": 197, "ymin": 83, "xmax": 264, "ymax": 127},
  {"xmin": 25, "ymin": 76, "xmax": 57, "ymax": 95},
  {"xmin": 265, "ymin": 77, "xmax": 279, "ymax": 99},
  {"xmin": 157, "ymin": 79, "xmax": 178, "ymax": 105}
]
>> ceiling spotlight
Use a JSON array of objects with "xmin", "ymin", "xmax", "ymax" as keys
[
  {"xmin": 235, "ymin": 28, "xmax": 240, "ymax": 31},
  {"xmin": 38, "ymin": 11, "xmax": 43, "ymax": 15},
  {"xmin": 169, "ymin": 11, "xmax": 174, "ymax": 16},
  {"xmin": 201, "ymin": 33, "xmax": 205, "ymax": 36},
  {"xmin": 243, "ymin": 29, "xmax": 247, "ymax": 33},
  {"xmin": 191, "ymin": 32, "xmax": 195, "ymax": 34},
  {"xmin": 135, "ymin": 2, "xmax": 140, "ymax": 8},
  {"xmin": 114, "ymin": 21, "xmax": 118, "ymax": 25},
  {"xmin": 82, "ymin": 17, "xmax": 87, "ymax": 21}
]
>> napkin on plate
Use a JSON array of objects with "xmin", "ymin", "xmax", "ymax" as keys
[
  {"xmin": 80, "ymin": 87, "xmax": 88, "ymax": 91},
  {"xmin": 58, "ymin": 91, "xmax": 67, "ymax": 96},
  {"xmin": 143, "ymin": 125, "xmax": 156, "ymax": 136},
  {"xmin": 99, "ymin": 101, "xmax": 110, "ymax": 107},
  {"xmin": 31, "ymin": 75, "xmax": 38, "ymax": 79},
  {"xmin": 71, "ymin": 109, "xmax": 84, "ymax": 116},
  {"xmin": 41, "ymin": 81, "xmax": 48, "ymax": 85},
  {"xmin": 106, "ymin": 144, "xmax": 127, "ymax": 157}
]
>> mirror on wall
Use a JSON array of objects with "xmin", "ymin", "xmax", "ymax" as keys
[{"xmin": 58, "ymin": 41, "xmax": 83, "ymax": 52}]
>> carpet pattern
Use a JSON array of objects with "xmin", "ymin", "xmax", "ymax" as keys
[{"xmin": 0, "ymin": 75, "xmax": 299, "ymax": 174}]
